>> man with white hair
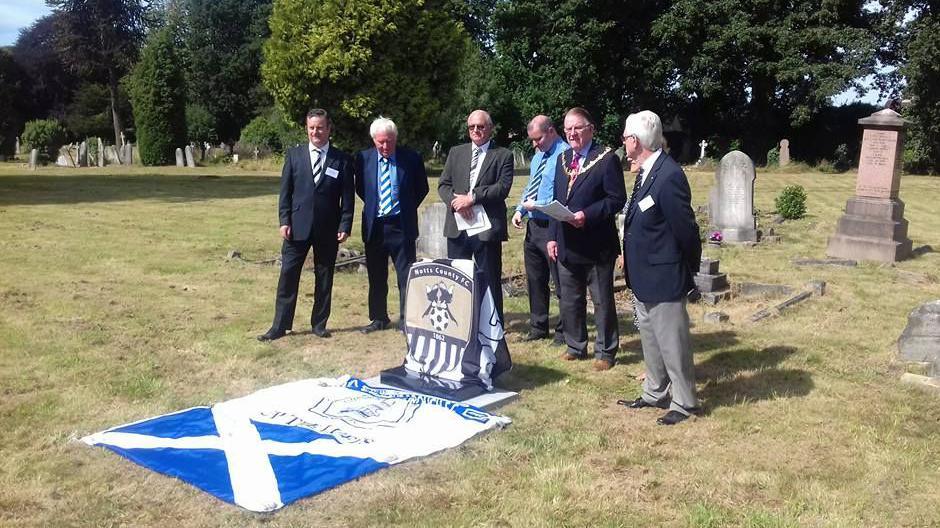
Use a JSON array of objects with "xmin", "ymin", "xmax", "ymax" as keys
[
  {"xmin": 355, "ymin": 117, "xmax": 429, "ymax": 333},
  {"xmin": 619, "ymin": 110, "xmax": 702, "ymax": 425}
]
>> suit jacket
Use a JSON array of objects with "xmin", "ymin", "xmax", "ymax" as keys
[
  {"xmin": 278, "ymin": 143, "xmax": 355, "ymax": 242},
  {"xmin": 355, "ymin": 146, "xmax": 429, "ymax": 242},
  {"xmin": 549, "ymin": 142, "xmax": 627, "ymax": 265},
  {"xmin": 623, "ymin": 152, "xmax": 702, "ymax": 303},
  {"xmin": 438, "ymin": 142, "xmax": 514, "ymax": 242}
]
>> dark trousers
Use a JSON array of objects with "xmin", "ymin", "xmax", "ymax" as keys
[
  {"xmin": 557, "ymin": 256, "xmax": 618, "ymax": 361},
  {"xmin": 524, "ymin": 219, "xmax": 563, "ymax": 337},
  {"xmin": 447, "ymin": 233, "xmax": 503, "ymax": 321},
  {"xmin": 271, "ymin": 236, "xmax": 338, "ymax": 333},
  {"xmin": 366, "ymin": 216, "xmax": 416, "ymax": 323}
]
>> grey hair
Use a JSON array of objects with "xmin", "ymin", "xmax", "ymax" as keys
[
  {"xmin": 623, "ymin": 110, "xmax": 664, "ymax": 151},
  {"xmin": 369, "ymin": 116, "xmax": 398, "ymax": 138}
]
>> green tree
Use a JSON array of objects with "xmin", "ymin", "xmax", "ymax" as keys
[
  {"xmin": 900, "ymin": 6, "xmax": 940, "ymax": 173},
  {"xmin": 10, "ymin": 13, "xmax": 81, "ymax": 122},
  {"xmin": 0, "ymin": 50, "xmax": 30, "ymax": 157},
  {"xmin": 48, "ymin": 0, "xmax": 149, "ymax": 147},
  {"xmin": 262, "ymin": 0, "xmax": 467, "ymax": 149},
  {"xmin": 127, "ymin": 25, "xmax": 188, "ymax": 165},
  {"xmin": 183, "ymin": 0, "xmax": 272, "ymax": 144}
]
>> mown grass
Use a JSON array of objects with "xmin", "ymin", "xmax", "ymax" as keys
[{"xmin": 1, "ymin": 160, "xmax": 940, "ymax": 527}]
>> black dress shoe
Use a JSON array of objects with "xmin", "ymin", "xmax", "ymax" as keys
[
  {"xmin": 312, "ymin": 328, "xmax": 331, "ymax": 338},
  {"xmin": 360, "ymin": 320, "xmax": 389, "ymax": 334},
  {"xmin": 617, "ymin": 397, "xmax": 669, "ymax": 409},
  {"xmin": 523, "ymin": 331, "xmax": 549, "ymax": 342},
  {"xmin": 257, "ymin": 329, "xmax": 286, "ymax": 342},
  {"xmin": 657, "ymin": 410, "xmax": 692, "ymax": 425}
]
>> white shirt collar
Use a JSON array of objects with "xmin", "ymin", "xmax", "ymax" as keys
[
  {"xmin": 640, "ymin": 149, "xmax": 662, "ymax": 182},
  {"xmin": 472, "ymin": 140, "xmax": 490, "ymax": 153},
  {"xmin": 309, "ymin": 141, "xmax": 330, "ymax": 155}
]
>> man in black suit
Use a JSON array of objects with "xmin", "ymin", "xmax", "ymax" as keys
[
  {"xmin": 547, "ymin": 107, "xmax": 626, "ymax": 371},
  {"xmin": 258, "ymin": 108, "xmax": 355, "ymax": 341},
  {"xmin": 355, "ymin": 117, "xmax": 429, "ymax": 333},
  {"xmin": 619, "ymin": 110, "xmax": 702, "ymax": 425},
  {"xmin": 438, "ymin": 109, "xmax": 514, "ymax": 319}
]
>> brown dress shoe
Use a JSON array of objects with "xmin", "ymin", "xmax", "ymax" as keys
[
  {"xmin": 560, "ymin": 352, "xmax": 583, "ymax": 361},
  {"xmin": 593, "ymin": 358, "xmax": 614, "ymax": 371}
]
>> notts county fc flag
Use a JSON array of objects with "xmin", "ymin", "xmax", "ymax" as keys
[{"xmin": 401, "ymin": 259, "xmax": 511, "ymax": 391}]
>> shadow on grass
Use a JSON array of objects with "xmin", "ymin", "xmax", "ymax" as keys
[
  {"xmin": 497, "ymin": 362, "xmax": 568, "ymax": 392},
  {"xmin": 696, "ymin": 345, "xmax": 813, "ymax": 413},
  {"xmin": 0, "ymin": 173, "xmax": 277, "ymax": 206}
]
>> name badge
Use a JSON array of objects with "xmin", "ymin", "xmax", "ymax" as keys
[
  {"xmin": 325, "ymin": 167, "xmax": 339, "ymax": 178},
  {"xmin": 638, "ymin": 195, "xmax": 655, "ymax": 212}
]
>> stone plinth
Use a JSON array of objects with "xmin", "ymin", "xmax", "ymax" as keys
[{"xmin": 827, "ymin": 109, "xmax": 912, "ymax": 263}]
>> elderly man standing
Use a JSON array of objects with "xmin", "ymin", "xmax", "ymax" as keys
[
  {"xmin": 355, "ymin": 117, "xmax": 429, "ymax": 333},
  {"xmin": 511, "ymin": 115, "xmax": 569, "ymax": 343},
  {"xmin": 258, "ymin": 108, "xmax": 355, "ymax": 341},
  {"xmin": 619, "ymin": 110, "xmax": 702, "ymax": 425},
  {"xmin": 547, "ymin": 107, "xmax": 626, "ymax": 371},
  {"xmin": 438, "ymin": 109, "xmax": 514, "ymax": 319}
]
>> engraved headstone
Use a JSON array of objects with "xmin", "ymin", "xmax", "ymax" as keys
[
  {"xmin": 416, "ymin": 202, "xmax": 449, "ymax": 259},
  {"xmin": 708, "ymin": 151, "xmax": 757, "ymax": 243},
  {"xmin": 175, "ymin": 147, "xmax": 184, "ymax": 167},
  {"xmin": 827, "ymin": 109, "xmax": 912, "ymax": 262},
  {"xmin": 779, "ymin": 139, "xmax": 790, "ymax": 166},
  {"xmin": 29, "ymin": 149, "xmax": 38, "ymax": 169},
  {"xmin": 184, "ymin": 145, "xmax": 195, "ymax": 168},
  {"xmin": 97, "ymin": 138, "xmax": 104, "ymax": 167}
]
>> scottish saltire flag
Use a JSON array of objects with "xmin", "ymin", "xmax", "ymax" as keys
[{"xmin": 82, "ymin": 376, "xmax": 510, "ymax": 512}]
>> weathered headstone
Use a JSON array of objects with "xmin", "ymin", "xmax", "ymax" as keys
[
  {"xmin": 708, "ymin": 151, "xmax": 757, "ymax": 243},
  {"xmin": 104, "ymin": 145, "xmax": 121, "ymax": 165},
  {"xmin": 122, "ymin": 143, "xmax": 133, "ymax": 165},
  {"xmin": 175, "ymin": 148, "xmax": 185, "ymax": 167},
  {"xmin": 416, "ymin": 202, "xmax": 449, "ymax": 259},
  {"xmin": 512, "ymin": 148, "xmax": 528, "ymax": 169},
  {"xmin": 184, "ymin": 145, "xmax": 195, "ymax": 168},
  {"xmin": 15, "ymin": 136, "xmax": 20, "ymax": 155},
  {"xmin": 232, "ymin": 153, "xmax": 239, "ymax": 164},
  {"xmin": 78, "ymin": 141, "xmax": 88, "ymax": 167},
  {"xmin": 29, "ymin": 149, "xmax": 38, "ymax": 170},
  {"xmin": 827, "ymin": 109, "xmax": 913, "ymax": 263},
  {"xmin": 694, "ymin": 258, "xmax": 731, "ymax": 305},
  {"xmin": 898, "ymin": 300, "xmax": 940, "ymax": 376},
  {"xmin": 779, "ymin": 139, "xmax": 790, "ymax": 166},
  {"xmin": 97, "ymin": 138, "xmax": 104, "ymax": 167},
  {"xmin": 56, "ymin": 145, "xmax": 78, "ymax": 167}
]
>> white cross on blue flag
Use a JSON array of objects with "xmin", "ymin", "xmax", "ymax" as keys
[{"xmin": 82, "ymin": 376, "xmax": 510, "ymax": 511}]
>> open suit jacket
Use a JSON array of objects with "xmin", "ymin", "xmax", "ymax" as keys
[
  {"xmin": 354, "ymin": 146, "xmax": 429, "ymax": 242},
  {"xmin": 438, "ymin": 142, "xmax": 514, "ymax": 242},
  {"xmin": 278, "ymin": 143, "xmax": 355, "ymax": 241},
  {"xmin": 549, "ymin": 143, "xmax": 627, "ymax": 264},
  {"xmin": 622, "ymin": 152, "xmax": 702, "ymax": 303}
]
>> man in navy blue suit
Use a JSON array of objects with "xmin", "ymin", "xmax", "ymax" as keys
[
  {"xmin": 355, "ymin": 117, "xmax": 429, "ymax": 333},
  {"xmin": 619, "ymin": 110, "xmax": 702, "ymax": 425},
  {"xmin": 258, "ymin": 108, "xmax": 355, "ymax": 341},
  {"xmin": 547, "ymin": 107, "xmax": 626, "ymax": 371}
]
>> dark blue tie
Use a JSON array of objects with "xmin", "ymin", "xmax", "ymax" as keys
[{"xmin": 525, "ymin": 154, "xmax": 549, "ymax": 202}]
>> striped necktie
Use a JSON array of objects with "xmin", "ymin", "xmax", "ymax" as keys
[
  {"xmin": 470, "ymin": 146, "xmax": 480, "ymax": 172},
  {"xmin": 311, "ymin": 148, "xmax": 323, "ymax": 184},
  {"xmin": 378, "ymin": 157, "xmax": 393, "ymax": 216},
  {"xmin": 625, "ymin": 168, "xmax": 645, "ymax": 214},
  {"xmin": 525, "ymin": 153, "xmax": 549, "ymax": 202}
]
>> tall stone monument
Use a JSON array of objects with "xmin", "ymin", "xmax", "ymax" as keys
[
  {"xmin": 779, "ymin": 139, "xmax": 790, "ymax": 166},
  {"xmin": 708, "ymin": 151, "xmax": 758, "ymax": 243},
  {"xmin": 175, "ymin": 148, "xmax": 185, "ymax": 167},
  {"xmin": 827, "ymin": 109, "xmax": 912, "ymax": 263},
  {"xmin": 97, "ymin": 138, "xmax": 104, "ymax": 167}
]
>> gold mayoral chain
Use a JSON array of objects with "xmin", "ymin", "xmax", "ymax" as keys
[{"xmin": 565, "ymin": 147, "xmax": 612, "ymax": 194}]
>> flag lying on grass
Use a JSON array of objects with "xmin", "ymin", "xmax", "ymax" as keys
[{"xmin": 82, "ymin": 376, "xmax": 510, "ymax": 512}]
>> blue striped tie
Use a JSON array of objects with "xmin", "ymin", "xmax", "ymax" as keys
[
  {"xmin": 378, "ymin": 157, "xmax": 393, "ymax": 216},
  {"xmin": 525, "ymin": 154, "xmax": 549, "ymax": 202}
]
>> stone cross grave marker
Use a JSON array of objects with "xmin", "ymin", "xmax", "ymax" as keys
[{"xmin": 708, "ymin": 151, "xmax": 757, "ymax": 243}]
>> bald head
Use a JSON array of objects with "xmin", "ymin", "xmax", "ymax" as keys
[
  {"xmin": 527, "ymin": 115, "xmax": 558, "ymax": 152},
  {"xmin": 467, "ymin": 109, "xmax": 494, "ymax": 146}
]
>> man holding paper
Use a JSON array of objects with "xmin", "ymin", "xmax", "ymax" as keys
[
  {"xmin": 511, "ymin": 115, "xmax": 569, "ymax": 343},
  {"xmin": 546, "ymin": 107, "xmax": 626, "ymax": 371},
  {"xmin": 439, "ymin": 109, "xmax": 514, "ymax": 320}
]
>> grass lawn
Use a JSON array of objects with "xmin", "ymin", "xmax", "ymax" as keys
[{"xmin": 1, "ymin": 160, "xmax": 939, "ymax": 527}]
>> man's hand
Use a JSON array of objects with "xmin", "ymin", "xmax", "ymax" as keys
[
  {"xmin": 279, "ymin": 225, "xmax": 291, "ymax": 240},
  {"xmin": 566, "ymin": 211, "xmax": 586, "ymax": 228},
  {"xmin": 451, "ymin": 193, "xmax": 474, "ymax": 213},
  {"xmin": 337, "ymin": 232, "xmax": 349, "ymax": 243},
  {"xmin": 546, "ymin": 241, "xmax": 558, "ymax": 262},
  {"xmin": 511, "ymin": 211, "xmax": 524, "ymax": 229},
  {"xmin": 522, "ymin": 199, "xmax": 538, "ymax": 212}
]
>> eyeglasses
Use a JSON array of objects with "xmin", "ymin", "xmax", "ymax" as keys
[
  {"xmin": 563, "ymin": 124, "xmax": 592, "ymax": 134},
  {"xmin": 622, "ymin": 134, "xmax": 637, "ymax": 142},
  {"xmin": 468, "ymin": 124, "xmax": 489, "ymax": 131}
]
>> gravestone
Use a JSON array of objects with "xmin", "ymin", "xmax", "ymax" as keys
[
  {"xmin": 416, "ymin": 202, "xmax": 449, "ymax": 259},
  {"xmin": 104, "ymin": 146, "xmax": 121, "ymax": 165},
  {"xmin": 708, "ymin": 151, "xmax": 757, "ymax": 243},
  {"xmin": 97, "ymin": 138, "xmax": 104, "ymax": 167},
  {"xmin": 78, "ymin": 141, "xmax": 88, "ymax": 167},
  {"xmin": 15, "ymin": 136, "xmax": 19, "ymax": 155},
  {"xmin": 779, "ymin": 139, "xmax": 790, "ymax": 166},
  {"xmin": 898, "ymin": 300, "xmax": 940, "ymax": 376},
  {"xmin": 56, "ymin": 145, "xmax": 77, "ymax": 167},
  {"xmin": 432, "ymin": 141, "xmax": 442, "ymax": 161},
  {"xmin": 694, "ymin": 258, "xmax": 731, "ymax": 305},
  {"xmin": 175, "ymin": 148, "xmax": 185, "ymax": 167},
  {"xmin": 120, "ymin": 131, "xmax": 126, "ymax": 147},
  {"xmin": 232, "ymin": 154, "xmax": 239, "ymax": 164},
  {"xmin": 826, "ymin": 109, "xmax": 913, "ymax": 262},
  {"xmin": 184, "ymin": 145, "xmax": 195, "ymax": 168},
  {"xmin": 513, "ymin": 148, "xmax": 528, "ymax": 169},
  {"xmin": 29, "ymin": 149, "xmax": 38, "ymax": 170},
  {"xmin": 122, "ymin": 143, "xmax": 133, "ymax": 165},
  {"xmin": 697, "ymin": 139, "xmax": 707, "ymax": 165}
]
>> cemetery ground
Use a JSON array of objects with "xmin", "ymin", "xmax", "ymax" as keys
[{"xmin": 2, "ymin": 161, "xmax": 940, "ymax": 527}]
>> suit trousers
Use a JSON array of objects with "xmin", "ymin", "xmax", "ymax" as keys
[
  {"xmin": 634, "ymin": 295, "xmax": 698, "ymax": 415},
  {"xmin": 557, "ymin": 257, "xmax": 618, "ymax": 361},
  {"xmin": 365, "ymin": 215, "xmax": 416, "ymax": 323},
  {"xmin": 523, "ymin": 219, "xmax": 563, "ymax": 337},
  {"xmin": 271, "ymin": 236, "xmax": 338, "ymax": 333},
  {"xmin": 447, "ymin": 233, "xmax": 503, "ymax": 321}
]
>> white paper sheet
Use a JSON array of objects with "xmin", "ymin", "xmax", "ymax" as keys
[
  {"xmin": 532, "ymin": 200, "xmax": 576, "ymax": 222},
  {"xmin": 454, "ymin": 204, "xmax": 491, "ymax": 236}
]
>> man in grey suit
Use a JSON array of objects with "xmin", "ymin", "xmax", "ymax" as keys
[{"xmin": 438, "ymin": 109, "xmax": 514, "ymax": 320}]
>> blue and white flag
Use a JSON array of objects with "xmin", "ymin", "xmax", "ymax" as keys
[{"xmin": 82, "ymin": 376, "xmax": 510, "ymax": 512}]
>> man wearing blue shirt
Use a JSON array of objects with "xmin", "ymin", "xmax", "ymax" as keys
[{"xmin": 511, "ymin": 115, "xmax": 569, "ymax": 343}]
